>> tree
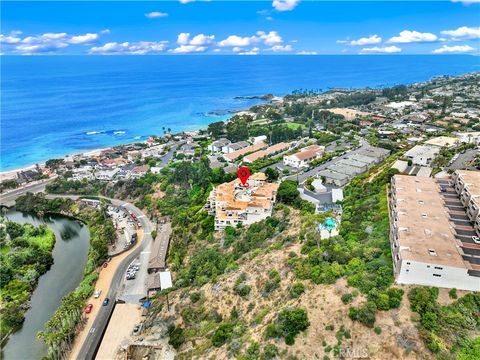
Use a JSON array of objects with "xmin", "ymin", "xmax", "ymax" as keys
[
  {"xmin": 207, "ymin": 121, "xmax": 225, "ymax": 140},
  {"xmin": 265, "ymin": 167, "xmax": 279, "ymax": 182},
  {"xmin": 277, "ymin": 180, "xmax": 299, "ymax": 204}
]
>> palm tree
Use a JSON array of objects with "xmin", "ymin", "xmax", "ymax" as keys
[{"xmin": 167, "ymin": 127, "xmax": 171, "ymax": 134}]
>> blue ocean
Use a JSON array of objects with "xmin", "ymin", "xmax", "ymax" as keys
[{"xmin": 1, "ymin": 55, "xmax": 479, "ymax": 171}]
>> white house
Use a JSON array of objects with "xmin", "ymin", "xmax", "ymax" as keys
[
  {"xmin": 208, "ymin": 138, "xmax": 231, "ymax": 153},
  {"xmin": 283, "ymin": 145, "xmax": 325, "ymax": 168}
]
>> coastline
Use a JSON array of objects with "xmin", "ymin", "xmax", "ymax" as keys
[
  {"xmin": 0, "ymin": 104, "xmax": 257, "ymax": 177},
  {"xmin": 3, "ymin": 55, "xmax": 479, "ymax": 174},
  {"xmin": 0, "ymin": 147, "xmax": 110, "ymax": 180}
]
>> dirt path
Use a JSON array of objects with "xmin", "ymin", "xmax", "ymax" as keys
[{"xmin": 68, "ymin": 229, "xmax": 144, "ymax": 360}]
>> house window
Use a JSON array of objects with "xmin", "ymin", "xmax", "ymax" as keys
[
  {"xmin": 428, "ymin": 249, "xmax": 437, "ymax": 256},
  {"xmin": 434, "ymin": 266, "xmax": 443, "ymax": 270},
  {"xmin": 406, "ymin": 262, "xmax": 411, "ymax": 265},
  {"xmin": 433, "ymin": 274, "xmax": 441, "ymax": 277}
]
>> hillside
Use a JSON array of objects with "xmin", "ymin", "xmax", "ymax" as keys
[{"xmin": 125, "ymin": 160, "xmax": 479, "ymax": 359}]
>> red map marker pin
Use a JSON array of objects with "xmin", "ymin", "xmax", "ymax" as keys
[{"xmin": 237, "ymin": 167, "xmax": 251, "ymax": 186}]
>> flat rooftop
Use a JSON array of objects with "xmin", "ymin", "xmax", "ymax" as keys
[
  {"xmin": 392, "ymin": 175, "xmax": 469, "ymax": 268},
  {"xmin": 456, "ymin": 170, "xmax": 480, "ymax": 198}
]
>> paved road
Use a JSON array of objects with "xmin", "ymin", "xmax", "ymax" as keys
[
  {"xmin": 285, "ymin": 137, "xmax": 369, "ymax": 184},
  {"xmin": 79, "ymin": 200, "xmax": 153, "ymax": 360},
  {"xmin": 44, "ymin": 195, "xmax": 154, "ymax": 360},
  {"xmin": 0, "ymin": 178, "xmax": 55, "ymax": 206},
  {"xmin": 158, "ymin": 144, "xmax": 179, "ymax": 168}
]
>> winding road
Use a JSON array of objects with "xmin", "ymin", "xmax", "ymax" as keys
[
  {"xmin": 45, "ymin": 195, "xmax": 155, "ymax": 360},
  {"xmin": 2, "ymin": 188, "xmax": 155, "ymax": 360}
]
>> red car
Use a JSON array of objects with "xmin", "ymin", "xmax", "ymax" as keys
[
  {"xmin": 85, "ymin": 304, "xmax": 93, "ymax": 314},
  {"xmin": 103, "ymin": 262, "xmax": 108, "ymax": 268}
]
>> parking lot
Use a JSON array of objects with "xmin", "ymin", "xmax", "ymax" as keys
[
  {"xmin": 118, "ymin": 241, "xmax": 151, "ymax": 304},
  {"xmin": 107, "ymin": 206, "xmax": 140, "ymax": 255}
]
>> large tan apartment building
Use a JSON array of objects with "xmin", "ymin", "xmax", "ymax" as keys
[
  {"xmin": 389, "ymin": 173, "xmax": 479, "ymax": 291},
  {"xmin": 452, "ymin": 170, "xmax": 480, "ymax": 236},
  {"xmin": 205, "ymin": 172, "xmax": 278, "ymax": 231}
]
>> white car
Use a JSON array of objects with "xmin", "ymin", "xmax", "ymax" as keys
[
  {"xmin": 94, "ymin": 289, "xmax": 102, "ymax": 298},
  {"xmin": 473, "ymin": 236, "xmax": 480, "ymax": 245}
]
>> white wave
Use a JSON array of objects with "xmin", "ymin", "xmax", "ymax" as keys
[
  {"xmin": 113, "ymin": 131, "xmax": 126, "ymax": 135},
  {"xmin": 86, "ymin": 131, "xmax": 104, "ymax": 135}
]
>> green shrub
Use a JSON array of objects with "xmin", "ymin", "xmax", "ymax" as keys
[
  {"xmin": 212, "ymin": 323, "xmax": 234, "ymax": 347},
  {"xmin": 341, "ymin": 293, "xmax": 353, "ymax": 304},
  {"xmin": 373, "ymin": 327, "xmax": 382, "ymax": 335},
  {"xmin": 289, "ymin": 282, "xmax": 305, "ymax": 298},
  {"xmin": 263, "ymin": 344, "xmax": 279, "ymax": 359},
  {"xmin": 167, "ymin": 325, "xmax": 185, "ymax": 349},
  {"xmin": 190, "ymin": 291, "xmax": 201, "ymax": 303},
  {"xmin": 265, "ymin": 308, "xmax": 310, "ymax": 345},
  {"xmin": 349, "ymin": 302, "xmax": 377, "ymax": 328},
  {"xmin": 448, "ymin": 288, "xmax": 458, "ymax": 299}
]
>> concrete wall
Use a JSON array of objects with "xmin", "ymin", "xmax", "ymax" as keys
[{"xmin": 395, "ymin": 258, "xmax": 480, "ymax": 291}]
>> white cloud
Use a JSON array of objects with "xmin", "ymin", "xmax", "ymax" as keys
[
  {"xmin": 175, "ymin": 32, "xmax": 215, "ymax": 53},
  {"xmin": 257, "ymin": 31, "xmax": 283, "ymax": 45},
  {"xmin": 238, "ymin": 47, "xmax": 260, "ymax": 55},
  {"xmin": 232, "ymin": 47, "xmax": 243, "ymax": 53},
  {"xmin": 69, "ymin": 33, "xmax": 100, "ymax": 44},
  {"xmin": 388, "ymin": 30, "xmax": 437, "ymax": 43},
  {"xmin": 190, "ymin": 34, "xmax": 215, "ymax": 45},
  {"xmin": 219, "ymin": 30, "xmax": 285, "ymax": 48},
  {"xmin": 0, "ymin": 31, "xmax": 22, "ymax": 44},
  {"xmin": 145, "ymin": 12, "xmax": 168, "ymax": 18},
  {"xmin": 272, "ymin": 0, "xmax": 300, "ymax": 12},
  {"xmin": 451, "ymin": 0, "xmax": 480, "ymax": 4},
  {"xmin": 177, "ymin": 33, "xmax": 191, "ymax": 45},
  {"xmin": 218, "ymin": 35, "xmax": 257, "ymax": 47},
  {"xmin": 336, "ymin": 40, "xmax": 348, "ymax": 44},
  {"xmin": 1, "ymin": 30, "xmax": 107, "ymax": 54},
  {"xmin": 433, "ymin": 44, "xmax": 476, "ymax": 53},
  {"xmin": 15, "ymin": 42, "xmax": 69, "ymax": 54},
  {"xmin": 89, "ymin": 41, "xmax": 168, "ymax": 55},
  {"xmin": 179, "ymin": 0, "xmax": 211, "ymax": 3},
  {"xmin": 266, "ymin": 16, "xmax": 274, "ymax": 21},
  {"xmin": 360, "ymin": 46, "xmax": 402, "ymax": 54},
  {"xmin": 213, "ymin": 48, "xmax": 221, "ymax": 53},
  {"xmin": 100, "ymin": 29, "xmax": 111, "ymax": 34},
  {"xmin": 269, "ymin": 44, "xmax": 293, "ymax": 52},
  {"xmin": 296, "ymin": 50, "xmax": 317, "ymax": 55},
  {"xmin": 441, "ymin": 26, "xmax": 480, "ymax": 40},
  {"xmin": 169, "ymin": 45, "xmax": 207, "ymax": 54},
  {"xmin": 350, "ymin": 34, "xmax": 381, "ymax": 46}
]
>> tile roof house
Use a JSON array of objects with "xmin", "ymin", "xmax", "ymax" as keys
[
  {"xmin": 205, "ymin": 172, "xmax": 278, "ymax": 230},
  {"xmin": 283, "ymin": 145, "xmax": 325, "ymax": 168}
]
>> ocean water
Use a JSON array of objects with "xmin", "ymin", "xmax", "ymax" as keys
[{"xmin": 1, "ymin": 55, "xmax": 479, "ymax": 171}]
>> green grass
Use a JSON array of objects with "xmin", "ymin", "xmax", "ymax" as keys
[{"xmin": 286, "ymin": 122, "xmax": 305, "ymax": 130}]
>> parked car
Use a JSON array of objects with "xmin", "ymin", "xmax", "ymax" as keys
[
  {"xmin": 103, "ymin": 298, "xmax": 110, "ymax": 306},
  {"xmin": 473, "ymin": 236, "xmax": 480, "ymax": 245},
  {"xmin": 94, "ymin": 289, "xmax": 102, "ymax": 298},
  {"xmin": 103, "ymin": 262, "xmax": 108, "ymax": 268},
  {"xmin": 85, "ymin": 304, "xmax": 93, "ymax": 313}
]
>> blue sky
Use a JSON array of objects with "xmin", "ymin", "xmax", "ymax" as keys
[{"xmin": 1, "ymin": 1, "xmax": 479, "ymax": 55}]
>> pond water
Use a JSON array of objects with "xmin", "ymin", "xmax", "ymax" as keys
[{"xmin": 1, "ymin": 210, "xmax": 90, "ymax": 360}]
